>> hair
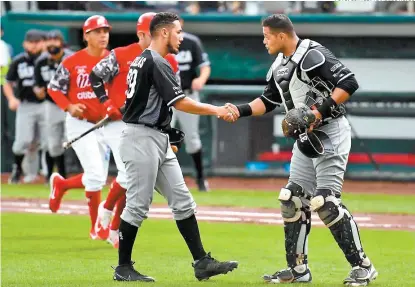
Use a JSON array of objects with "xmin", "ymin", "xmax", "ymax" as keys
[
  {"xmin": 262, "ymin": 14, "xmax": 294, "ymax": 34},
  {"xmin": 149, "ymin": 12, "xmax": 180, "ymax": 37}
]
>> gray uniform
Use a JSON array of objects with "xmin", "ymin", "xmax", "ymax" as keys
[
  {"xmin": 261, "ymin": 39, "xmax": 371, "ymax": 273},
  {"xmin": 120, "ymin": 49, "xmax": 195, "ymax": 228}
]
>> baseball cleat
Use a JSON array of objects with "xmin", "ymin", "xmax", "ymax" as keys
[
  {"xmin": 193, "ymin": 252, "xmax": 238, "ymax": 281},
  {"xmin": 197, "ymin": 178, "xmax": 209, "ymax": 192},
  {"xmin": 8, "ymin": 164, "xmax": 22, "ymax": 184},
  {"xmin": 263, "ymin": 267, "xmax": 312, "ymax": 284},
  {"xmin": 343, "ymin": 264, "xmax": 378, "ymax": 286},
  {"xmin": 49, "ymin": 173, "xmax": 66, "ymax": 213},
  {"xmin": 112, "ymin": 261, "xmax": 155, "ymax": 282},
  {"xmin": 107, "ymin": 229, "xmax": 119, "ymax": 248}
]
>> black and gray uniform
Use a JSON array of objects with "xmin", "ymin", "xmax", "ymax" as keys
[
  {"xmin": 6, "ymin": 52, "xmax": 47, "ymax": 155},
  {"xmin": 120, "ymin": 49, "xmax": 196, "ymax": 228},
  {"xmin": 172, "ymin": 32, "xmax": 210, "ymax": 154},
  {"xmin": 34, "ymin": 49, "xmax": 73, "ymax": 157},
  {"xmin": 260, "ymin": 39, "xmax": 371, "ymax": 270}
]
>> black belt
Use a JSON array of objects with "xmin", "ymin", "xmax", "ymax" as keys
[{"xmin": 143, "ymin": 124, "xmax": 170, "ymax": 134}]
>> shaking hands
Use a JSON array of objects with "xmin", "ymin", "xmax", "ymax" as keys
[{"xmin": 216, "ymin": 103, "xmax": 240, "ymax": 123}]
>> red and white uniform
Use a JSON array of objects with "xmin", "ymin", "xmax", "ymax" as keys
[{"xmin": 47, "ymin": 49, "xmax": 119, "ymax": 191}]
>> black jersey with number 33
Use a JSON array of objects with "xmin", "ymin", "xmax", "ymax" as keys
[{"xmin": 123, "ymin": 49, "xmax": 185, "ymax": 129}]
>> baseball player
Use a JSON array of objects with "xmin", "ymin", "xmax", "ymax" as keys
[
  {"xmin": 112, "ymin": 12, "xmax": 238, "ymax": 282},
  {"xmin": 47, "ymin": 15, "xmax": 126, "ymax": 241},
  {"xmin": 172, "ymin": 15, "xmax": 211, "ymax": 191},
  {"xmin": 34, "ymin": 30, "xmax": 73, "ymax": 181},
  {"xmin": 223, "ymin": 15, "xmax": 377, "ymax": 286},
  {"xmin": 89, "ymin": 12, "xmax": 180, "ymax": 248},
  {"xmin": 3, "ymin": 29, "xmax": 47, "ymax": 184}
]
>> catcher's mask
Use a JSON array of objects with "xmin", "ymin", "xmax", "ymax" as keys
[{"xmin": 296, "ymin": 130, "xmax": 334, "ymax": 158}]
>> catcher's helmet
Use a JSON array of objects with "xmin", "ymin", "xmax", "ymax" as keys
[
  {"xmin": 83, "ymin": 15, "xmax": 111, "ymax": 34},
  {"xmin": 296, "ymin": 130, "xmax": 334, "ymax": 158},
  {"xmin": 136, "ymin": 12, "xmax": 156, "ymax": 34}
]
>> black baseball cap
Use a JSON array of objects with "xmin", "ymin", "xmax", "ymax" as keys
[
  {"xmin": 46, "ymin": 30, "xmax": 65, "ymax": 41},
  {"xmin": 24, "ymin": 29, "xmax": 45, "ymax": 42}
]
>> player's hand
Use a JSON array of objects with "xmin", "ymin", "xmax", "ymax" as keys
[
  {"xmin": 103, "ymin": 99, "xmax": 123, "ymax": 121},
  {"xmin": 171, "ymin": 145, "xmax": 178, "ymax": 153},
  {"xmin": 308, "ymin": 109, "xmax": 322, "ymax": 132},
  {"xmin": 216, "ymin": 106, "xmax": 236, "ymax": 122},
  {"xmin": 34, "ymin": 87, "xmax": 46, "ymax": 100},
  {"xmin": 67, "ymin": 103, "xmax": 86, "ymax": 119},
  {"xmin": 8, "ymin": 97, "xmax": 21, "ymax": 111},
  {"xmin": 225, "ymin": 103, "xmax": 240, "ymax": 121},
  {"xmin": 191, "ymin": 78, "xmax": 205, "ymax": 91}
]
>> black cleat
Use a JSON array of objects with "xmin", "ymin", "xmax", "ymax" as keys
[
  {"xmin": 193, "ymin": 252, "xmax": 238, "ymax": 281},
  {"xmin": 8, "ymin": 164, "xmax": 22, "ymax": 184},
  {"xmin": 112, "ymin": 261, "xmax": 155, "ymax": 282},
  {"xmin": 197, "ymin": 178, "xmax": 209, "ymax": 192}
]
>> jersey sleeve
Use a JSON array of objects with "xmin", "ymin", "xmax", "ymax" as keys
[
  {"xmin": 5, "ymin": 58, "xmax": 18, "ymax": 82},
  {"xmin": 92, "ymin": 49, "xmax": 120, "ymax": 83},
  {"xmin": 48, "ymin": 62, "xmax": 70, "ymax": 95},
  {"xmin": 164, "ymin": 54, "xmax": 181, "ymax": 86},
  {"xmin": 153, "ymin": 57, "xmax": 185, "ymax": 107},
  {"xmin": 192, "ymin": 37, "xmax": 210, "ymax": 68},
  {"xmin": 261, "ymin": 78, "xmax": 282, "ymax": 106}
]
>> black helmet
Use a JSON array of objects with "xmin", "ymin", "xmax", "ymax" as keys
[{"xmin": 296, "ymin": 130, "xmax": 334, "ymax": 158}]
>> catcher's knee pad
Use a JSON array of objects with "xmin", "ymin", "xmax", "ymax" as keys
[
  {"xmin": 278, "ymin": 182, "xmax": 311, "ymax": 268},
  {"xmin": 310, "ymin": 189, "xmax": 344, "ymax": 228}
]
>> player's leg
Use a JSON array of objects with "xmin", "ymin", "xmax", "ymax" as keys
[
  {"xmin": 114, "ymin": 125, "xmax": 160, "ymax": 282},
  {"xmin": 156, "ymin": 143, "xmax": 238, "ymax": 281},
  {"xmin": 10, "ymin": 102, "xmax": 36, "ymax": 184},
  {"xmin": 263, "ymin": 142, "xmax": 315, "ymax": 284},
  {"xmin": 311, "ymin": 117, "xmax": 377, "ymax": 286}
]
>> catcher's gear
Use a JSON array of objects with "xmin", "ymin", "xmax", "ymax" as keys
[
  {"xmin": 83, "ymin": 15, "xmax": 111, "ymax": 34},
  {"xmin": 296, "ymin": 130, "xmax": 334, "ymax": 158},
  {"xmin": 168, "ymin": 128, "xmax": 185, "ymax": 150},
  {"xmin": 282, "ymin": 105, "xmax": 317, "ymax": 139},
  {"xmin": 136, "ymin": 12, "xmax": 156, "ymax": 34}
]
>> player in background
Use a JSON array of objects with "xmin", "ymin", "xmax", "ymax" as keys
[
  {"xmin": 47, "ymin": 15, "xmax": 120, "ymax": 241},
  {"xmin": 89, "ymin": 12, "xmax": 180, "ymax": 248}
]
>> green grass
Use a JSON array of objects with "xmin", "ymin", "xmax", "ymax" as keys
[
  {"xmin": 2, "ymin": 213, "xmax": 415, "ymax": 287},
  {"xmin": 2, "ymin": 184, "xmax": 415, "ymax": 215}
]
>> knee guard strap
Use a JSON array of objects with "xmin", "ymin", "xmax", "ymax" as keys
[
  {"xmin": 310, "ymin": 189, "xmax": 344, "ymax": 228},
  {"xmin": 279, "ymin": 182, "xmax": 311, "ymax": 268}
]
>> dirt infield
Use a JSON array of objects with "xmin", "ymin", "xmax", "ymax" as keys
[{"xmin": 2, "ymin": 198, "xmax": 415, "ymax": 231}]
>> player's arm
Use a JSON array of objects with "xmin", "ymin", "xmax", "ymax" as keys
[
  {"xmin": 153, "ymin": 59, "xmax": 231, "ymax": 119},
  {"xmin": 3, "ymin": 58, "xmax": 20, "ymax": 111},
  {"xmin": 302, "ymin": 47, "xmax": 359, "ymax": 120},
  {"xmin": 33, "ymin": 59, "xmax": 46, "ymax": 100},
  {"xmin": 192, "ymin": 37, "xmax": 211, "ymax": 91},
  {"xmin": 47, "ymin": 62, "xmax": 85, "ymax": 118}
]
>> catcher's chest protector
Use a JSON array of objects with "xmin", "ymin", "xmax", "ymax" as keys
[{"xmin": 267, "ymin": 39, "xmax": 319, "ymax": 112}]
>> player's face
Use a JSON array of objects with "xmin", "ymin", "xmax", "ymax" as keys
[
  {"xmin": 263, "ymin": 26, "xmax": 283, "ymax": 55},
  {"xmin": 23, "ymin": 40, "xmax": 43, "ymax": 56},
  {"xmin": 85, "ymin": 27, "xmax": 109, "ymax": 49},
  {"xmin": 167, "ymin": 20, "xmax": 183, "ymax": 55},
  {"xmin": 46, "ymin": 38, "xmax": 63, "ymax": 55}
]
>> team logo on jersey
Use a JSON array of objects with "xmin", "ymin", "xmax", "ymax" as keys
[
  {"xmin": 75, "ymin": 66, "xmax": 87, "ymax": 74},
  {"xmin": 277, "ymin": 67, "xmax": 289, "ymax": 77},
  {"xmin": 76, "ymin": 73, "xmax": 90, "ymax": 89}
]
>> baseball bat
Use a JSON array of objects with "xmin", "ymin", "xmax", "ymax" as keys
[{"xmin": 62, "ymin": 115, "xmax": 110, "ymax": 150}]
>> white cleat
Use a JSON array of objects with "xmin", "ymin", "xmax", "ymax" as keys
[{"xmin": 344, "ymin": 264, "xmax": 378, "ymax": 286}]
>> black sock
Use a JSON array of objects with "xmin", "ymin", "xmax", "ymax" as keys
[
  {"xmin": 118, "ymin": 219, "xmax": 139, "ymax": 265},
  {"xmin": 176, "ymin": 214, "xmax": 207, "ymax": 261},
  {"xmin": 190, "ymin": 149, "xmax": 204, "ymax": 180},
  {"xmin": 45, "ymin": 152, "xmax": 54, "ymax": 179},
  {"xmin": 14, "ymin": 154, "xmax": 24, "ymax": 171},
  {"xmin": 55, "ymin": 154, "xmax": 66, "ymax": 178}
]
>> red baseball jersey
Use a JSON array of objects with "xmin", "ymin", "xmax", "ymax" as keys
[
  {"xmin": 92, "ymin": 43, "xmax": 180, "ymax": 108},
  {"xmin": 47, "ymin": 48, "xmax": 110, "ymax": 123}
]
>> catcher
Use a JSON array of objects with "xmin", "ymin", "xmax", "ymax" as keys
[{"xmin": 223, "ymin": 14, "xmax": 377, "ymax": 287}]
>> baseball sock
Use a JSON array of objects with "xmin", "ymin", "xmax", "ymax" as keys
[
  {"xmin": 54, "ymin": 154, "xmax": 66, "ymax": 178},
  {"xmin": 86, "ymin": 191, "xmax": 101, "ymax": 228},
  {"xmin": 190, "ymin": 149, "xmax": 204, "ymax": 180},
  {"xmin": 118, "ymin": 219, "xmax": 138, "ymax": 265},
  {"xmin": 111, "ymin": 194, "xmax": 126, "ymax": 231},
  {"xmin": 62, "ymin": 173, "xmax": 84, "ymax": 190},
  {"xmin": 14, "ymin": 154, "xmax": 24, "ymax": 171},
  {"xmin": 176, "ymin": 214, "xmax": 207, "ymax": 261},
  {"xmin": 104, "ymin": 179, "xmax": 126, "ymax": 210},
  {"xmin": 45, "ymin": 152, "xmax": 54, "ymax": 179}
]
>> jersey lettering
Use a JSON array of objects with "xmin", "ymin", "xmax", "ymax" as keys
[
  {"xmin": 126, "ymin": 69, "xmax": 138, "ymax": 99},
  {"xmin": 17, "ymin": 62, "xmax": 34, "ymax": 79}
]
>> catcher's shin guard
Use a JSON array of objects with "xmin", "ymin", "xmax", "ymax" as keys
[
  {"xmin": 310, "ymin": 189, "xmax": 369, "ymax": 267},
  {"xmin": 278, "ymin": 182, "xmax": 311, "ymax": 268}
]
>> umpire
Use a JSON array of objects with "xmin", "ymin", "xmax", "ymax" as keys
[
  {"xmin": 3, "ymin": 29, "xmax": 46, "ymax": 184},
  {"xmin": 34, "ymin": 30, "xmax": 73, "ymax": 181},
  {"xmin": 172, "ymin": 15, "xmax": 211, "ymax": 191},
  {"xmin": 223, "ymin": 15, "xmax": 377, "ymax": 286},
  {"xmin": 113, "ymin": 12, "xmax": 237, "ymax": 282}
]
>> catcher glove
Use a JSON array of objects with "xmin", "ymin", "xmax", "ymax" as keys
[
  {"xmin": 168, "ymin": 128, "xmax": 185, "ymax": 150},
  {"xmin": 281, "ymin": 105, "xmax": 318, "ymax": 139}
]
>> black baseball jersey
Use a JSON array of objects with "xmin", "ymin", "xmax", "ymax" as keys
[
  {"xmin": 175, "ymin": 32, "xmax": 210, "ymax": 90},
  {"xmin": 6, "ymin": 52, "xmax": 42, "ymax": 103},
  {"xmin": 123, "ymin": 49, "xmax": 185, "ymax": 129},
  {"xmin": 34, "ymin": 49, "xmax": 73, "ymax": 103}
]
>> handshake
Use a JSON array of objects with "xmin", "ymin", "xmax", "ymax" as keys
[{"xmin": 216, "ymin": 103, "xmax": 240, "ymax": 123}]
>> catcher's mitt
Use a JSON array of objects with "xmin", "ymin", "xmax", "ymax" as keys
[
  {"xmin": 168, "ymin": 128, "xmax": 185, "ymax": 149},
  {"xmin": 281, "ymin": 105, "xmax": 318, "ymax": 139}
]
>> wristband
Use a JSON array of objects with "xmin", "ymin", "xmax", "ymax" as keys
[
  {"xmin": 236, "ymin": 103, "xmax": 252, "ymax": 117},
  {"xmin": 317, "ymin": 97, "xmax": 338, "ymax": 119}
]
